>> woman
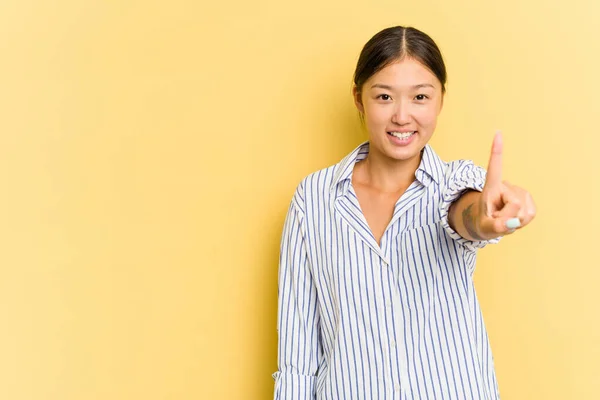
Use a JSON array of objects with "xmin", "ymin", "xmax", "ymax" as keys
[{"xmin": 273, "ymin": 26, "xmax": 535, "ymax": 400}]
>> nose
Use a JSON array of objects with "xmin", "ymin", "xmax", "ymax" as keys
[{"xmin": 391, "ymin": 102, "xmax": 411, "ymax": 125}]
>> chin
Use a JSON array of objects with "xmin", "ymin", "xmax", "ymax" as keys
[{"xmin": 386, "ymin": 148, "xmax": 421, "ymax": 162}]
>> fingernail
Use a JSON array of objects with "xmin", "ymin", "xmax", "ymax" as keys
[{"xmin": 506, "ymin": 218, "xmax": 521, "ymax": 229}]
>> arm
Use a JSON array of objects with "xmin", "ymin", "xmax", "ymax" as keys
[
  {"xmin": 273, "ymin": 194, "xmax": 322, "ymax": 400},
  {"xmin": 448, "ymin": 190, "xmax": 488, "ymax": 241}
]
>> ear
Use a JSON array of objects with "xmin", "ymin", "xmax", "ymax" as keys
[
  {"xmin": 439, "ymin": 92, "xmax": 444, "ymax": 114},
  {"xmin": 352, "ymin": 85, "xmax": 365, "ymax": 114}
]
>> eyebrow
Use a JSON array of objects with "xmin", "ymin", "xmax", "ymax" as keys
[{"xmin": 370, "ymin": 83, "xmax": 435, "ymax": 90}]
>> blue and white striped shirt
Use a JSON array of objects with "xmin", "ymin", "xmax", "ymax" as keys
[{"xmin": 273, "ymin": 142, "xmax": 501, "ymax": 399}]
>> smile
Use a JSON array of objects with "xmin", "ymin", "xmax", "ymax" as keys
[{"xmin": 387, "ymin": 131, "xmax": 416, "ymax": 140}]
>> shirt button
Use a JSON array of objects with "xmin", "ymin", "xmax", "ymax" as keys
[
  {"xmin": 394, "ymin": 384, "xmax": 401, "ymax": 392},
  {"xmin": 390, "ymin": 340, "xmax": 396, "ymax": 348}
]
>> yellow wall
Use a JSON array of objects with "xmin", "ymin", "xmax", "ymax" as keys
[{"xmin": 1, "ymin": 0, "xmax": 598, "ymax": 398}]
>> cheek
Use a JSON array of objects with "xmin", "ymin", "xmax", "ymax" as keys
[
  {"xmin": 364, "ymin": 103, "xmax": 391, "ymax": 125},
  {"xmin": 414, "ymin": 107, "xmax": 439, "ymax": 129}
]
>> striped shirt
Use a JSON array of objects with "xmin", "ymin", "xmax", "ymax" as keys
[{"xmin": 273, "ymin": 141, "xmax": 502, "ymax": 400}]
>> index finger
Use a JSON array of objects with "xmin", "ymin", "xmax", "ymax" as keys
[{"xmin": 486, "ymin": 130, "xmax": 503, "ymax": 187}]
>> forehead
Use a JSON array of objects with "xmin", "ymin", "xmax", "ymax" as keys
[{"xmin": 366, "ymin": 58, "xmax": 439, "ymax": 88}]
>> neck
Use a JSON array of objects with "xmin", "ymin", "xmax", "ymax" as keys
[{"xmin": 355, "ymin": 148, "xmax": 422, "ymax": 193}]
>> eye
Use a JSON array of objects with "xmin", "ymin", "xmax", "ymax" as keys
[
  {"xmin": 415, "ymin": 94, "xmax": 429, "ymax": 101},
  {"xmin": 377, "ymin": 94, "xmax": 392, "ymax": 101}
]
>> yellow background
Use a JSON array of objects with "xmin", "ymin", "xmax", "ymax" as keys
[{"xmin": 1, "ymin": 0, "xmax": 598, "ymax": 399}]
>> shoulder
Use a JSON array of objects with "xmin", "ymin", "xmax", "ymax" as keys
[
  {"xmin": 444, "ymin": 159, "xmax": 487, "ymax": 182},
  {"xmin": 440, "ymin": 158, "xmax": 488, "ymax": 196},
  {"xmin": 292, "ymin": 164, "xmax": 338, "ymax": 211},
  {"xmin": 290, "ymin": 141, "xmax": 367, "ymax": 212}
]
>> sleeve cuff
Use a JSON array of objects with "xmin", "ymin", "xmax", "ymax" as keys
[{"xmin": 272, "ymin": 371, "xmax": 317, "ymax": 399}]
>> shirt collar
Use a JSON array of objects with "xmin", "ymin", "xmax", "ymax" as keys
[{"xmin": 329, "ymin": 141, "xmax": 445, "ymax": 193}]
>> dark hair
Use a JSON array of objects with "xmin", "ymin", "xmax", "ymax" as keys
[{"xmin": 353, "ymin": 26, "xmax": 447, "ymax": 95}]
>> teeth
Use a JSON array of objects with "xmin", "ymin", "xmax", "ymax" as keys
[{"xmin": 389, "ymin": 131, "xmax": 415, "ymax": 139}]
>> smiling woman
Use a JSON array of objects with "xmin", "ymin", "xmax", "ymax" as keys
[
  {"xmin": 351, "ymin": 27, "xmax": 445, "ymax": 170},
  {"xmin": 353, "ymin": 58, "xmax": 443, "ymax": 171},
  {"xmin": 272, "ymin": 26, "xmax": 536, "ymax": 400}
]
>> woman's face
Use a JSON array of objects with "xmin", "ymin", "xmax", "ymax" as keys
[{"xmin": 353, "ymin": 57, "xmax": 444, "ymax": 163}]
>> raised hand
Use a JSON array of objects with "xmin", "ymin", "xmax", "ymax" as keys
[{"xmin": 477, "ymin": 131, "xmax": 536, "ymax": 239}]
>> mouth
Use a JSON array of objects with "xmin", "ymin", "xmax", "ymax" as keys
[{"xmin": 387, "ymin": 131, "xmax": 417, "ymax": 140}]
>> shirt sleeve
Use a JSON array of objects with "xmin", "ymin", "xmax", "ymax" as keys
[
  {"xmin": 439, "ymin": 160, "xmax": 501, "ymax": 252},
  {"xmin": 272, "ymin": 183, "xmax": 322, "ymax": 400}
]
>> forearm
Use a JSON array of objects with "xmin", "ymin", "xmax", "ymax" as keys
[{"xmin": 448, "ymin": 190, "xmax": 488, "ymax": 241}]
